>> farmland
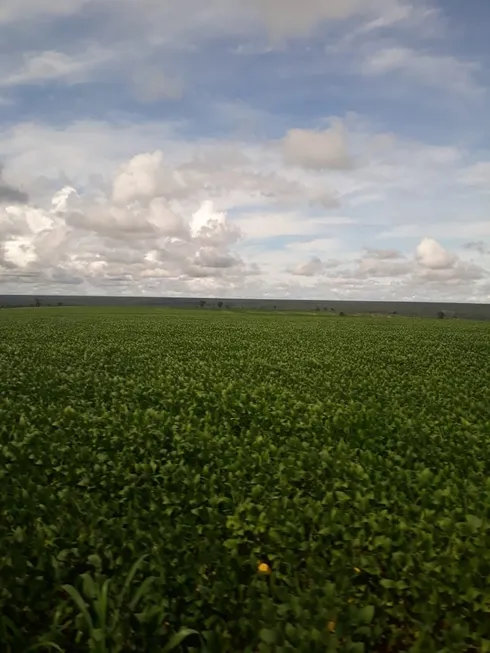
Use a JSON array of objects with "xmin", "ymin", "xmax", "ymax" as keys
[{"xmin": 1, "ymin": 307, "xmax": 490, "ymax": 653}]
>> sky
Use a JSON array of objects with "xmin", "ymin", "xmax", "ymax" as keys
[{"xmin": 0, "ymin": 0, "xmax": 489, "ymax": 301}]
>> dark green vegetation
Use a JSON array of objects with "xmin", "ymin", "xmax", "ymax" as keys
[
  {"xmin": 1, "ymin": 307, "xmax": 490, "ymax": 653},
  {"xmin": 2, "ymin": 295, "xmax": 490, "ymax": 320}
]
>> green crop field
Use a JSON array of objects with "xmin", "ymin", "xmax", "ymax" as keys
[{"xmin": 1, "ymin": 307, "xmax": 490, "ymax": 653}]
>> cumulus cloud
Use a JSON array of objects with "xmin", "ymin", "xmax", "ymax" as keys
[
  {"xmin": 289, "ymin": 256, "xmax": 341, "ymax": 276},
  {"xmin": 281, "ymin": 120, "xmax": 354, "ymax": 170},
  {"xmin": 190, "ymin": 200, "xmax": 241, "ymax": 246},
  {"xmin": 289, "ymin": 256, "xmax": 324, "ymax": 277},
  {"xmin": 112, "ymin": 151, "xmax": 185, "ymax": 204},
  {"xmin": 0, "ymin": 0, "xmax": 488, "ymax": 305},
  {"xmin": 2, "ymin": 236, "xmax": 37, "ymax": 268},
  {"xmin": 411, "ymin": 238, "xmax": 487, "ymax": 285},
  {"xmin": 416, "ymin": 264, "xmax": 484, "ymax": 283},
  {"xmin": 342, "ymin": 238, "xmax": 488, "ymax": 287},
  {"xmin": 193, "ymin": 247, "xmax": 241, "ymax": 269},
  {"xmin": 416, "ymin": 237, "xmax": 457, "ymax": 269},
  {"xmin": 1, "ymin": 137, "xmax": 487, "ymax": 299},
  {"xmin": 0, "ymin": 151, "xmax": 251, "ymax": 291},
  {"xmin": 0, "ymin": 113, "xmax": 488, "ymax": 300},
  {"xmin": 263, "ymin": 236, "xmax": 488, "ymax": 302},
  {"xmin": 177, "ymin": 146, "xmax": 340, "ymax": 209}
]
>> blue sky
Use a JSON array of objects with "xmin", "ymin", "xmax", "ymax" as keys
[{"xmin": 0, "ymin": 0, "xmax": 489, "ymax": 300}]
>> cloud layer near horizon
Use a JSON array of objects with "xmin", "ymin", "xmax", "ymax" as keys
[{"xmin": 0, "ymin": 0, "xmax": 489, "ymax": 301}]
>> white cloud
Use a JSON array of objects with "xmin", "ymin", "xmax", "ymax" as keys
[
  {"xmin": 416, "ymin": 238, "xmax": 458, "ymax": 269},
  {"xmin": 362, "ymin": 46, "xmax": 482, "ymax": 95},
  {"xmin": 0, "ymin": 116, "xmax": 465, "ymax": 212},
  {"xmin": 244, "ymin": 0, "xmax": 378, "ymax": 40},
  {"xmin": 0, "ymin": 165, "xmax": 28, "ymax": 203},
  {"xmin": 190, "ymin": 200, "xmax": 241, "ymax": 245},
  {"xmin": 235, "ymin": 211, "xmax": 328, "ymax": 239},
  {"xmin": 0, "ymin": 0, "xmax": 419, "ymax": 42},
  {"xmin": 417, "ymin": 263, "xmax": 484, "ymax": 283},
  {"xmin": 148, "ymin": 198, "xmax": 188, "ymax": 237},
  {"xmin": 290, "ymin": 256, "xmax": 322, "ymax": 276},
  {"xmin": 0, "ymin": 46, "xmax": 112, "ymax": 87},
  {"xmin": 354, "ymin": 2, "xmax": 434, "ymax": 34},
  {"xmin": 0, "ymin": 121, "xmax": 180, "ymax": 183},
  {"xmin": 193, "ymin": 247, "xmax": 241, "ymax": 269},
  {"xmin": 112, "ymin": 151, "xmax": 185, "ymax": 204},
  {"xmin": 289, "ymin": 255, "xmax": 341, "ymax": 276},
  {"xmin": 1, "ymin": 178, "xmax": 249, "ymax": 291},
  {"xmin": 379, "ymin": 221, "xmax": 490, "ymax": 241},
  {"xmin": 0, "ymin": 110, "xmax": 488, "ymax": 300},
  {"xmin": 1, "ymin": 0, "xmax": 488, "ymax": 303},
  {"xmin": 191, "ymin": 200, "xmax": 227, "ymax": 235},
  {"xmin": 281, "ymin": 120, "xmax": 354, "ymax": 170},
  {"xmin": 127, "ymin": 0, "xmax": 422, "ymax": 44},
  {"xmin": 3, "ymin": 236, "xmax": 37, "ymax": 268},
  {"xmin": 460, "ymin": 162, "xmax": 490, "ymax": 191},
  {"xmin": 356, "ymin": 256, "xmax": 412, "ymax": 277}
]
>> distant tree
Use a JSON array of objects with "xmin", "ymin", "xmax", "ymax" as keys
[
  {"xmin": 58, "ymin": 302, "xmax": 63, "ymax": 307},
  {"xmin": 273, "ymin": 305, "xmax": 277, "ymax": 310},
  {"xmin": 323, "ymin": 307, "xmax": 328, "ymax": 311},
  {"xmin": 199, "ymin": 300, "xmax": 206, "ymax": 309},
  {"xmin": 392, "ymin": 310, "xmax": 397, "ymax": 315},
  {"xmin": 225, "ymin": 304, "xmax": 230, "ymax": 310},
  {"xmin": 339, "ymin": 311, "xmax": 345, "ymax": 317},
  {"xmin": 35, "ymin": 298, "xmax": 41, "ymax": 308},
  {"xmin": 218, "ymin": 301, "xmax": 223, "ymax": 309},
  {"xmin": 437, "ymin": 310, "xmax": 445, "ymax": 319},
  {"xmin": 330, "ymin": 308, "xmax": 336, "ymax": 313}
]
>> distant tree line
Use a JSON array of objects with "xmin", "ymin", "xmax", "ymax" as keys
[{"xmin": 0, "ymin": 299, "xmax": 64, "ymax": 309}]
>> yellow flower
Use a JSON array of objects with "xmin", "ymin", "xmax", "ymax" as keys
[
  {"xmin": 258, "ymin": 562, "xmax": 271, "ymax": 575},
  {"xmin": 327, "ymin": 621, "xmax": 336, "ymax": 633},
  {"xmin": 353, "ymin": 567, "xmax": 361, "ymax": 574}
]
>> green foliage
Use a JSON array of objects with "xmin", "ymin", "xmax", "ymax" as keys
[{"xmin": 1, "ymin": 308, "xmax": 490, "ymax": 652}]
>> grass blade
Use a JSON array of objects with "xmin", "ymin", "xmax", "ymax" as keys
[
  {"xmin": 162, "ymin": 628, "xmax": 199, "ymax": 652},
  {"xmin": 117, "ymin": 555, "xmax": 147, "ymax": 608},
  {"xmin": 128, "ymin": 576, "xmax": 155, "ymax": 612},
  {"xmin": 62, "ymin": 583, "xmax": 94, "ymax": 633}
]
